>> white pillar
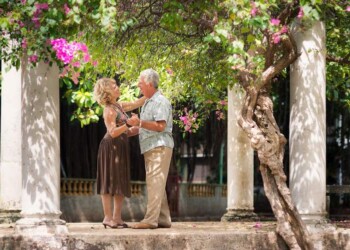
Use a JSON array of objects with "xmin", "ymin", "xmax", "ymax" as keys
[
  {"xmin": 0, "ymin": 61, "xmax": 22, "ymax": 223},
  {"xmin": 290, "ymin": 21, "xmax": 327, "ymax": 222},
  {"xmin": 221, "ymin": 86, "xmax": 256, "ymax": 221},
  {"xmin": 15, "ymin": 60, "xmax": 67, "ymax": 235}
]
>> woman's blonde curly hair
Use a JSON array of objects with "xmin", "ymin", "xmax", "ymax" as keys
[{"xmin": 93, "ymin": 78, "xmax": 116, "ymax": 106}]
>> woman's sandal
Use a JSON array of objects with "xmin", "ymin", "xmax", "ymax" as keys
[
  {"xmin": 116, "ymin": 223, "xmax": 128, "ymax": 229},
  {"xmin": 102, "ymin": 221, "xmax": 118, "ymax": 229}
]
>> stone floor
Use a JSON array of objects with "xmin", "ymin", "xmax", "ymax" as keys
[{"xmin": 0, "ymin": 221, "xmax": 350, "ymax": 249}]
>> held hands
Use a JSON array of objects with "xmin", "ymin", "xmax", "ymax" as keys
[
  {"xmin": 127, "ymin": 126, "xmax": 139, "ymax": 137},
  {"xmin": 126, "ymin": 113, "xmax": 140, "ymax": 127}
]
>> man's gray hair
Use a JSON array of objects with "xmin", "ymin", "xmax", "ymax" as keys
[{"xmin": 140, "ymin": 68, "xmax": 159, "ymax": 88}]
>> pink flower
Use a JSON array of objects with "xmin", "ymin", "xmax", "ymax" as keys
[
  {"xmin": 59, "ymin": 66, "xmax": 69, "ymax": 78},
  {"xmin": 21, "ymin": 38, "xmax": 27, "ymax": 49},
  {"xmin": 250, "ymin": 2, "xmax": 258, "ymax": 17},
  {"xmin": 92, "ymin": 61, "xmax": 98, "ymax": 66},
  {"xmin": 21, "ymin": 0, "xmax": 26, "ymax": 4},
  {"xmin": 72, "ymin": 61, "xmax": 81, "ymax": 68},
  {"xmin": 29, "ymin": 55, "xmax": 38, "ymax": 63},
  {"xmin": 166, "ymin": 68, "xmax": 174, "ymax": 76},
  {"xmin": 35, "ymin": 3, "xmax": 49, "ymax": 10},
  {"xmin": 71, "ymin": 71, "xmax": 80, "ymax": 84},
  {"xmin": 346, "ymin": 6, "xmax": 350, "ymax": 12},
  {"xmin": 219, "ymin": 100, "xmax": 227, "ymax": 106},
  {"xmin": 297, "ymin": 7, "xmax": 304, "ymax": 18},
  {"xmin": 63, "ymin": 4, "xmax": 71, "ymax": 15},
  {"xmin": 18, "ymin": 20, "xmax": 25, "ymax": 28},
  {"xmin": 272, "ymin": 33, "xmax": 281, "ymax": 44},
  {"xmin": 83, "ymin": 54, "xmax": 91, "ymax": 62},
  {"xmin": 215, "ymin": 110, "xmax": 225, "ymax": 120},
  {"xmin": 280, "ymin": 25, "xmax": 288, "ymax": 34},
  {"xmin": 51, "ymin": 38, "xmax": 91, "ymax": 65},
  {"xmin": 270, "ymin": 18, "xmax": 280, "ymax": 26},
  {"xmin": 180, "ymin": 116, "xmax": 188, "ymax": 124},
  {"xmin": 253, "ymin": 222, "xmax": 262, "ymax": 229},
  {"xmin": 32, "ymin": 17, "xmax": 41, "ymax": 28}
]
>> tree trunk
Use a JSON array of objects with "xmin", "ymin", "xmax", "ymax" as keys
[{"xmin": 238, "ymin": 90, "xmax": 314, "ymax": 249}]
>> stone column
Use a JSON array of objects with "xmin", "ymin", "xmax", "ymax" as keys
[
  {"xmin": 290, "ymin": 21, "xmax": 327, "ymax": 222},
  {"xmin": 0, "ymin": 61, "xmax": 22, "ymax": 223},
  {"xmin": 221, "ymin": 86, "xmax": 257, "ymax": 222},
  {"xmin": 15, "ymin": 60, "xmax": 67, "ymax": 235}
]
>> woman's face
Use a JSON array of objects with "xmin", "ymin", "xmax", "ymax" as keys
[{"xmin": 110, "ymin": 82, "xmax": 120, "ymax": 99}]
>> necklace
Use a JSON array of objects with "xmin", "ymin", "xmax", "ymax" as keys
[{"xmin": 112, "ymin": 103, "xmax": 130, "ymax": 119}]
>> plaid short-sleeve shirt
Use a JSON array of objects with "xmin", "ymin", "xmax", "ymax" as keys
[{"xmin": 139, "ymin": 91, "xmax": 174, "ymax": 154}]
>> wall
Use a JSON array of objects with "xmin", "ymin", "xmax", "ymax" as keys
[{"xmin": 59, "ymin": 179, "xmax": 227, "ymax": 222}]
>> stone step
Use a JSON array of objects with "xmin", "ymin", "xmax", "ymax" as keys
[{"xmin": 0, "ymin": 222, "xmax": 349, "ymax": 250}]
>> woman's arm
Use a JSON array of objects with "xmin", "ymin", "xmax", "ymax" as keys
[
  {"xmin": 120, "ymin": 96, "xmax": 147, "ymax": 112},
  {"xmin": 104, "ymin": 106, "xmax": 129, "ymax": 138}
]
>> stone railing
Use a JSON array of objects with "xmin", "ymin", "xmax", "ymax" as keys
[
  {"xmin": 61, "ymin": 178, "xmax": 95, "ymax": 196},
  {"xmin": 59, "ymin": 179, "xmax": 350, "ymax": 222},
  {"xmin": 60, "ymin": 178, "xmax": 227, "ymax": 198},
  {"xmin": 187, "ymin": 184, "xmax": 216, "ymax": 197},
  {"xmin": 60, "ymin": 178, "xmax": 145, "ymax": 196}
]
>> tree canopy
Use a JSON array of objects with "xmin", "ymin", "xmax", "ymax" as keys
[
  {"xmin": 1, "ymin": 1, "xmax": 350, "ymax": 248},
  {"xmin": 0, "ymin": 1, "xmax": 349, "ymax": 127}
]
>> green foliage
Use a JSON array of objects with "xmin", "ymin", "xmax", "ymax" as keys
[
  {"xmin": 325, "ymin": 2, "xmax": 350, "ymax": 108},
  {"xmin": 0, "ymin": 0, "xmax": 349, "ymax": 129}
]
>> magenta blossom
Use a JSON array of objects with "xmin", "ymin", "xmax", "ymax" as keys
[
  {"xmin": 280, "ymin": 25, "xmax": 288, "ymax": 34},
  {"xmin": 253, "ymin": 222, "xmax": 262, "ymax": 229},
  {"xmin": 166, "ymin": 68, "xmax": 174, "ymax": 76},
  {"xmin": 35, "ymin": 3, "xmax": 49, "ymax": 10},
  {"xmin": 179, "ymin": 108, "xmax": 199, "ymax": 133},
  {"xmin": 21, "ymin": 38, "xmax": 27, "ymax": 49},
  {"xmin": 71, "ymin": 71, "xmax": 80, "ymax": 84},
  {"xmin": 18, "ymin": 20, "xmax": 25, "ymax": 28},
  {"xmin": 215, "ymin": 110, "xmax": 225, "ymax": 120},
  {"xmin": 270, "ymin": 18, "xmax": 280, "ymax": 26},
  {"xmin": 272, "ymin": 33, "xmax": 281, "ymax": 44},
  {"xmin": 219, "ymin": 100, "xmax": 227, "ymax": 106},
  {"xmin": 250, "ymin": 2, "xmax": 258, "ymax": 17},
  {"xmin": 72, "ymin": 61, "xmax": 81, "ymax": 68},
  {"xmin": 297, "ymin": 7, "xmax": 304, "ymax": 18},
  {"xmin": 29, "ymin": 55, "xmax": 38, "ymax": 63},
  {"xmin": 63, "ymin": 4, "xmax": 71, "ymax": 15},
  {"xmin": 346, "ymin": 6, "xmax": 350, "ymax": 12},
  {"xmin": 21, "ymin": 0, "xmax": 26, "ymax": 4},
  {"xmin": 51, "ymin": 38, "xmax": 91, "ymax": 65}
]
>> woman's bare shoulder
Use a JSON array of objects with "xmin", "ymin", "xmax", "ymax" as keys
[{"xmin": 103, "ymin": 105, "xmax": 116, "ymax": 118}]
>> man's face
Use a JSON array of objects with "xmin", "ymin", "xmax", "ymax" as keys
[{"xmin": 138, "ymin": 76, "xmax": 149, "ymax": 97}]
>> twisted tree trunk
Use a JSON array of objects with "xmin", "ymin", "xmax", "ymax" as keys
[
  {"xmin": 238, "ymin": 90, "xmax": 313, "ymax": 249},
  {"xmin": 236, "ymin": 6, "xmax": 315, "ymax": 247}
]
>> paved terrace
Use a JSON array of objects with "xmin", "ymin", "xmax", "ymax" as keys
[{"xmin": 0, "ymin": 221, "xmax": 350, "ymax": 249}]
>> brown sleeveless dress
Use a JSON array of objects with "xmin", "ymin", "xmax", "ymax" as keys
[{"xmin": 96, "ymin": 103, "xmax": 131, "ymax": 197}]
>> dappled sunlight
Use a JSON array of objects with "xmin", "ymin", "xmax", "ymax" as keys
[
  {"xmin": 20, "ymin": 60, "xmax": 61, "ymax": 217},
  {"xmin": 289, "ymin": 21, "xmax": 326, "ymax": 216}
]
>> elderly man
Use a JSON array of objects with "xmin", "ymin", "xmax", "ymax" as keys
[{"xmin": 128, "ymin": 68, "xmax": 174, "ymax": 229}]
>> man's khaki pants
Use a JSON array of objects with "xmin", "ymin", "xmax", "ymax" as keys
[{"xmin": 141, "ymin": 146, "xmax": 173, "ymax": 227}]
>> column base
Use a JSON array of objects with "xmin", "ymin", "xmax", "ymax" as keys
[
  {"xmin": 15, "ymin": 217, "xmax": 68, "ymax": 235},
  {"xmin": 221, "ymin": 209, "xmax": 259, "ymax": 222},
  {"xmin": 0, "ymin": 210, "xmax": 21, "ymax": 224},
  {"xmin": 299, "ymin": 213, "xmax": 336, "ymax": 233}
]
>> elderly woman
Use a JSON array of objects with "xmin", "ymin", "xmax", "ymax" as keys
[{"xmin": 93, "ymin": 77, "xmax": 145, "ymax": 229}]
